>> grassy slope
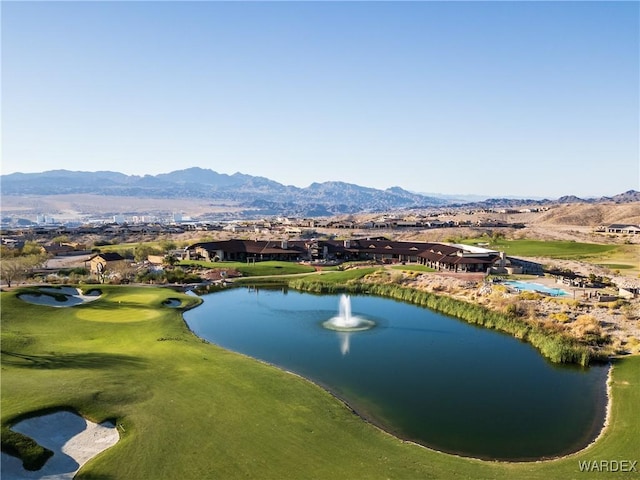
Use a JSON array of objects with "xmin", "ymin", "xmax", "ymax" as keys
[
  {"xmin": 180, "ymin": 260, "xmax": 316, "ymax": 276},
  {"xmin": 390, "ymin": 264, "xmax": 436, "ymax": 273},
  {"xmin": 1, "ymin": 286, "xmax": 638, "ymax": 479},
  {"xmin": 594, "ymin": 244, "xmax": 640, "ymax": 277},
  {"xmin": 463, "ymin": 238, "xmax": 621, "ymax": 259},
  {"xmin": 463, "ymin": 238, "xmax": 639, "ymax": 277}
]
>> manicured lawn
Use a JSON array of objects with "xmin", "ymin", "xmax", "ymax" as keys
[
  {"xmin": 595, "ymin": 244, "xmax": 640, "ymax": 277},
  {"xmin": 390, "ymin": 264, "xmax": 436, "ymax": 273},
  {"xmin": 95, "ymin": 241, "xmax": 163, "ymax": 254},
  {"xmin": 463, "ymin": 238, "xmax": 621, "ymax": 259},
  {"xmin": 462, "ymin": 238, "xmax": 640, "ymax": 277},
  {"xmin": 301, "ymin": 267, "xmax": 380, "ymax": 284},
  {"xmin": 1, "ymin": 285, "xmax": 639, "ymax": 479},
  {"xmin": 598, "ymin": 263, "xmax": 635, "ymax": 270},
  {"xmin": 180, "ymin": 260, "xmax": 315, "ymax": 276}
]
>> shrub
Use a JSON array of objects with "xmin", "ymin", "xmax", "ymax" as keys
[
  {"xmin": 518, "ymin": 291, "xmax": 543, "ymax": 301},
  {"xmin": 626, "ymin": 337, "xmax": 640, "ymax": 354},
  {"xmin": 571, "ymin": 315, "xmax": 602, "ymax": 340},
  {"xmin": 622, "ymin": 304, "xmax": 638, "ymax": 320},
  {"xmin": 550, "ymin": 312, "xmax": 571, "ymax": 323}
]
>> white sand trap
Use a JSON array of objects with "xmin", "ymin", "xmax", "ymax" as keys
[
  {"xmin": 1, "ymin": 411, "xmax": 119, "ymax": 480},
  {"xmin": 163, "ymin": 298, "xmax": 182, "ymax": 307},
  {"xmin": 18, "ymin": 288, "xmax": 102, "ymax": 308},
  {"xmin": 39, "ymin": 287, "xmax": 84, "ymax": 297}
]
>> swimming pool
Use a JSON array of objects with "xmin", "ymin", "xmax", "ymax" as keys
[{"xmin": 504, "ymin": 280, "xmax": 569, "ymax": 297}]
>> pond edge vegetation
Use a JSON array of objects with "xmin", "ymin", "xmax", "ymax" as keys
[{"xmin": 287, "ymin": 277, "xmax": 600, "ymax": 366}]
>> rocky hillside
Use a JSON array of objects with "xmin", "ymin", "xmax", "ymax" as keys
[{"xmin": 450, "ymin": 190, "xmax": 640, "ymax": 209}]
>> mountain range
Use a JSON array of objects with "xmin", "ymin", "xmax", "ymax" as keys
[
  {"xmin": 1, "ymin": 168, "xmax": 448, "ymax": 216},
  {"xmin": 1, "ymin": 168, "xmax": 638, "ymax": 217}
]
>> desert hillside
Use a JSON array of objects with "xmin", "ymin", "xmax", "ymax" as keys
[{"xmin": 535, "ymin": 203, "xmax": 640, "ymax": 226}]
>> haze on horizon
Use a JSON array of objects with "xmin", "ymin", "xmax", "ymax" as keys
[{"xmin": 2, "ymin": 1, "xmax": 638, "ymax": 199}]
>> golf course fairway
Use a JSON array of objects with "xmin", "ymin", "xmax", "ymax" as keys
[{"xmin": 1, "ymin": 285, "xmax": 638, "ymax": 479}]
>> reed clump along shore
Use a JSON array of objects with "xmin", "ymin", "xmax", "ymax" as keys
[{"xmin": 289, "ymin": 271, "xmax": 609, "ymax": 366}]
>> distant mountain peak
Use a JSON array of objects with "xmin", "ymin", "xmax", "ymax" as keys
[
  {"xmin": 557, "ymin": 195, "xmax": 584, "ymax": 204},
  {"xmin": 611, "ymin": 190, "xmax": 640, "ymax": 203}
]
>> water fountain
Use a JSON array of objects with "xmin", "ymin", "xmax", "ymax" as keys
[{"xmin": 322, "ymin": 294, "xmax": 375, "ymax": 332}]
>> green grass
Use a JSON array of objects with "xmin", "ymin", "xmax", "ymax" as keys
[
  {"xmin": 289, "ymin": 267, "xmax": 379, "ymax": 288},
  {"xmin": 179, "ymin": 260, "xmax": 315, "ymax": 277},
  {"xmin": 2, "ymin": 285, "xmax": 639, "ymax": 479},
  {"xmin": 463, "ymin": 238, "xmax": 640, "ymax": 277},
  {"xmin": 95, "ymin": 241, "xmax": 163, "ymax": 253},
  {"xmin": 597, "ymin": 263, "xmax": 634, "ymax": 270},
  {"xmin": 463, "ymin": 238, "xmax": 620, "ymax": 259},
  {"xmin": 390, "ymin": 264, "xmax": 436, "ymax": 273}
]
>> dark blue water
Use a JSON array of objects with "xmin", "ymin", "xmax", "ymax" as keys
[{"xmin": 184, "ymin": 287, "xmax": 608, "ymax": 460}]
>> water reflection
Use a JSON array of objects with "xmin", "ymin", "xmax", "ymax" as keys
[{"xmin": 338, "ymin": 332, "xmax": 351, "ymax": 355}]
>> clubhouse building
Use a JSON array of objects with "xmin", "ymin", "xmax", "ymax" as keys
[{"xmin": 185, "ymin": 238, "xmax": 512, "ymax": 274}]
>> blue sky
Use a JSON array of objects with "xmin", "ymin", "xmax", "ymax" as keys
[{"xmin": 2, "ymin": 1, "xmax": 638, "ymax": 198}]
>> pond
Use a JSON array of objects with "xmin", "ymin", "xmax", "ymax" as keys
[{"xmin": 183, "ymin": 287, "xmax": 608, "ymax": 461}]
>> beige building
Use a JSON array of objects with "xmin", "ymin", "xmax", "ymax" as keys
[{"xmin": 90, "ymin": 253, "xmax": 126, "ymax": 274}]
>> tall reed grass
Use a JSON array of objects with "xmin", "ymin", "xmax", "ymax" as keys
[{"xmin": 288, "ymin": 279, "xmax": 598, "ymax": 366}]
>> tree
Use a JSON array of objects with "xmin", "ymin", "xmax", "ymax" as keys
[
  {"xmin": 51, "ymin": 235, "xmax": 70, "ymax": 245},
  {"xmin": 0, "ymin": 245, "xmax": 20, "ymax": 259},
  {"xmin": 1, "ymin": 257, "xmax": 28, "ymax": 287},
  {"xmin": 134, "ymin": 245, "xmax": 160, "ymax": 263},
  {"xmin": 491, "ymin": 231, "xmax": 505, "ymax": 242},
  {"xmin": 163, "ymin": 254, "xmax": 178, "ymax": 267},
  {"xmin": 110, "ymin": 261, "xmax": 137, "ymax": 284},
  {"xmin": 23, "ymin": 254, "xmax": 47, "ymax": 270},
  {"xmin": 0, "ymin": 255, "xmax": 44, "ymax": 287},
  {"xmin": 159, "ymin": 239, "xmax": 177, "ymax": 252},
  {"xmin": 21, "ymin": 241, "xmax": 44, "ymax": 256}
]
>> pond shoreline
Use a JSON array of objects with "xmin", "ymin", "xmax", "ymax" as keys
[
  {"xmin": 183, "ymin": 287, "xmax": 611, "ymax": 463},
  {"xmin": 285, "ymin": 362, "xmax": 611, "ymax": 464}
]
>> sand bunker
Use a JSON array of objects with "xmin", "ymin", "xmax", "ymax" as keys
[
  {"xmin": 1, "ymin": 410, "xmax": 119, "ymax": 480},
  {"xmin": 18, "ymin": 287, "xmax": 102, "ymax": 307},
  {"xmin": 163, "ymin": 298, "xmax": 182, "ymax": 308}
]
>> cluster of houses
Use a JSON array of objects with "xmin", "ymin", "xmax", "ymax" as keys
[
  {"xmin": 11, "ymin": 235, "xmax": 636, "ymax": 299},
  {"xmin": 1, "ymin": 210, "xmax": 530, "ymax": 240}
]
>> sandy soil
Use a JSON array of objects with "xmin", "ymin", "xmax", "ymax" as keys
[
  {"xmin": 1, "ymin": 411, "xmax": 119, "ymax": 480},
  {"xmin": 44, "ymin": 255, "xmax": 94, "ymax": 270}
]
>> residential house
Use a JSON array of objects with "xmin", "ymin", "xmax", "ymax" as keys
[
  {"xmin": 90, "ymin": 252, "xmax": 126, "ymax": 274},
  {"xmin": 606, "ymin": 224, "xmax": 640, "ymax": 235}
]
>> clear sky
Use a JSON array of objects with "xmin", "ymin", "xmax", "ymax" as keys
[{"xmin": 2, "ymin": 1, "xmax": 638, "ymax": 198}]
